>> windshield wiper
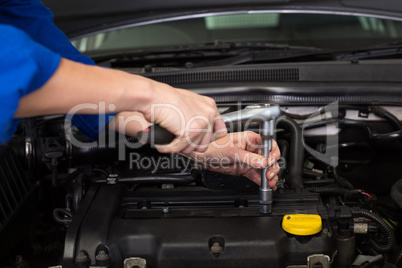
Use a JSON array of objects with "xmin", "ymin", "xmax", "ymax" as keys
[
  {"xmin": 92, "ymin": 40, "xmax": 402, "ymax": 68},
  {"xmin": 336, "ymin": 47, "xmax": 402, "ymax": 61},
  {"xmin": 193, "ymin": 46, "xmax": 327, "ymax": 67},
  {"xmin": 336, "ymin": 41, "xmax": 402, "ymax": 61},
  {"xmin": 91, "ymin": 42, "xmax": 323, "ymax": 66}
]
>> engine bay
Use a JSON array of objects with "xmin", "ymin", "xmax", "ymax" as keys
[{"xmin": 1, "ymin": 100, "xmax": 402, "ymax": 268}]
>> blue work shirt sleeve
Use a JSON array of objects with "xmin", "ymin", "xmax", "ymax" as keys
[
  {"xmin": 0, "ymin": 0, "xmax": 115, "ymax": 141},
  {"xmin": 0, "ymin": 24, "xmax": 61, "ymax": 144}
]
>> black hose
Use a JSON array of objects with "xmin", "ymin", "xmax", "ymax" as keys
[
  {"xmin": 303, "ymin": 179, "xmax": 335, "ymax": 185},
  {"xmin": 72, "ymin": 135, "xmax": 138, "ymax": 164},
  {"xmin": 283, "ymin": 105, "xmax": 357, "ymax": 120},
  {"xmin": 53, "ymin": 208, "xmax": 73, "ymax": 227},
  {"xmin": 391, "ymin": 246, "xmax": 402, "ymax": 266},
  {"xmin": 93, "ymin": 168, "xmax": 110, "ymax": 177},
  {"xmin": 276, "ymin": 116, "xmax": 304, "ymax": 192},
  {"xmin": 119, "ymin": 176, "xmax": 195, "ymax": 184},
  {"xmin": 310, "ymin": 186, "xmax": 352, "ymax": 195},
  {"xmin": 284, "ymin": 105, "xmax": 402, "ymax": 135},
  {"xmin": 72, "ymin": 174, "xmax": 84, "ymax": 212},
  {"xmin": 305, "ymin": 118, "xmax": 401, "ymax": 143},
  {"xmin": 276, "ymin": 139, "xmax": 289, "ymax": 185},
  {"xmin": 351, "ymin": 208, "xmax": 395, "ymax": 253},
  {"xmin": 92, "ymin": 174, "xmax": 196, "ymax": 185},
  {"xmin": 371, "ymin": 106, "xmax": 401, "ymax": 131},
  {"xmin": 333, "ymin": 167, "xmax": 354, "ymax": 190}
]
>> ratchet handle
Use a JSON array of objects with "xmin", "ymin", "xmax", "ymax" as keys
[{"xmin": 137, "ymin": 124, "xmax": 176, "ymax": 145}]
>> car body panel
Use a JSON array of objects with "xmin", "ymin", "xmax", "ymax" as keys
[{"xmin": 43, "ymin": 0, "xmax": 402, "ymax": 37}]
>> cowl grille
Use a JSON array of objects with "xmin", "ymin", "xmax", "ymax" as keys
[
  {"xmin": 0, "ymin": 146, "xmax": 31, "ymax": 228},
  {"xmin": 145, "ymin": 67, "xmax": 300, "ymax": 84}
]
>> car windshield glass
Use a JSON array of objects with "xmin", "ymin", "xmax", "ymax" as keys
[{"xmin": 72, "ymin": 13, "xmax": 402, "ymax": 53}]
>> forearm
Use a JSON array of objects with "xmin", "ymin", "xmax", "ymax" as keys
[
  {"xmin": 14, "ymin": 58, "xmax": 154, "ymax": 117},
  {"xmin": 13, "ymin": 57, "xmax": 225, "ymax": 155}
]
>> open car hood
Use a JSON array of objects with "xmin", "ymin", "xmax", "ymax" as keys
[{"xmin": 43, "ymin": 0, "xmax": 402, "ymax": 38}]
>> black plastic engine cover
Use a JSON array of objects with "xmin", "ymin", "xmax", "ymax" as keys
[{"xmin": 62, "ymin": 184, "xmax": 332, "ymax": 268}]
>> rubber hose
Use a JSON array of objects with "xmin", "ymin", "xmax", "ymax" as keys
[
  {"xmin": 391, "ymin": 246, "xmax": 402, "ymax": 266},
  {"xmin": 277, "ymin": 116, "xmax": 304, "ymax": 192},
  {"xmin": 351, "ymin": 208, "xmax": 395, "ymax": 253},
  {"xmin": 93, "ymin": 168, "xmax": 110, "ymax": 177},
  {"xmin": 276, "ymin": 139, "xmax": 289, "ymax": 184},
  {"xmin": 283, "ymin": 104, "xmax": 357, "ymax": 120},
  {"xmin": 93, "ymin": 175, "xmax": 196, "ymax": 185},
  {"xmin": 119, "ymin": 175, "xmax": 195, "ymax": 184},
  {"xmin": 53, "ymin": 208, "xmax": 73, "ymax": 226},
  {"xmin": 305, "ymin": 119, "xmax": 401, "ymax": 143},
  {"xmin": 72, "ymin": 135, "xmax": 137, "ymax": 164},
  {"xmin": 371, "ymin": 106, "xmax": 402, "ymax": 131},
  {"xmin": 310, "ymin": 186, "xmax": 352, "ymax": 195},
  {"xmin": 333, "ymin": 167, "xmax": 354, "ymax": 190},
  {"xmin": 390, "ymin": 179, "xmax": 402, "ymax": 209},
  {"xmin": 72, "ymin": 174, "xmax": 84, "ymax": 212}
]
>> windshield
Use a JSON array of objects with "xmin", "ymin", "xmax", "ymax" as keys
[{"xmin": 72, "ymin": 13, "xmax": 402, "ymax": 53}]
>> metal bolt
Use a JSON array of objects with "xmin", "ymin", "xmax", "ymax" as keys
[
  {"xmin": 287, "ymin": 216, "xmax": 291, "ymax": 220},
  {"xmin": 162, "ymin": 207, "xmax": 169, "ymax": 214},
  {"xmin": 75, "ymin": 251, "xmax": 89, "ymax": 264},
  {"xmin": 96, "ymin": 250, "xmax": 109, "ymax": 261},
  {"xmin": 322, "ymin": 228, "xmax": 332, "ymax": 238},
  {"xmin": 210, "ymin": 242, "xmax": 223, "ymax": 254}
]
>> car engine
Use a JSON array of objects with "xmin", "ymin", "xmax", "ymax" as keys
[{"xmin": 1, "ymin": 95, "xmax": 402, "ymax": 268}]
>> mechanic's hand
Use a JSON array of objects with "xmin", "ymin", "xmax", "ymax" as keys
[
  {"xmin": 140, "ymin": 79, "xmax": 227, "ymax": 155},
  {"xmin": 189, "ymin": 131, "xmax": 281, "ymax": 189},
  {"xmin": 109, "ymin": 111, "xmax": 152, "ymax": 138},
  {"xmin": 18, "ymin": 59, "xmax": 224, "ymax": 155}
]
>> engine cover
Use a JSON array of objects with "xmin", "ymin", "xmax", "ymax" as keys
[{"xmin": 62, "ymin": 184, "xmax": 332, "ymax": 267}]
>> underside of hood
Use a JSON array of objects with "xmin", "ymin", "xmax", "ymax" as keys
[{"xmin": 42, "ymin": 0, "xmax": 402, "ymax": 38}]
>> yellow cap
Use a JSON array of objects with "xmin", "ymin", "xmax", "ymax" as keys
[{"xmin": 282, "ymin": 214, "xmax": 322, "ymax": 236}]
